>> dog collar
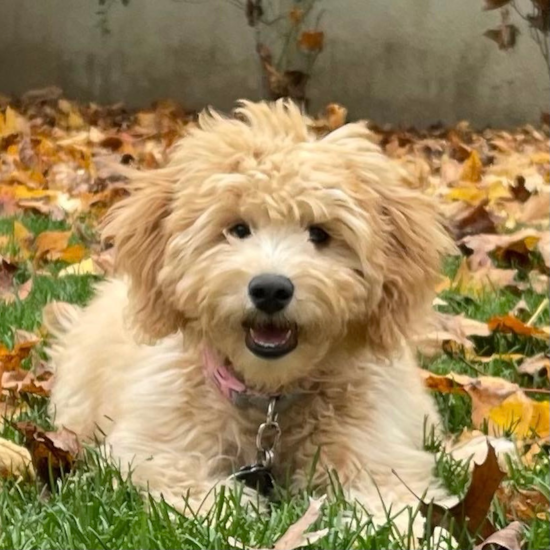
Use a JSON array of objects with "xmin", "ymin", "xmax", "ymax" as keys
[{"xmin": 202, "ymin": 347, "xmax": 300, "ymax": 413}]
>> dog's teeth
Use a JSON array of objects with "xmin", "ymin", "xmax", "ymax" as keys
[{"xmin": 251, "ymin": 328, "xmax": 292, "ymax": 347}]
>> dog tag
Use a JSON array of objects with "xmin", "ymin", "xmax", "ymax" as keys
[{"xmin": 233, "ymin": 463, "xmax": 274, "ymax": 497}]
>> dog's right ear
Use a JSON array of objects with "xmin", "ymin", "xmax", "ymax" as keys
[{"xmin": 102, "ymin": 171, "xmax": 181, "ymax": 343}]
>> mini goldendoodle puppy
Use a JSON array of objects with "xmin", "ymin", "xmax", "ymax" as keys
[{"xmin": 46, "ymin": 101, "xmax": 453, "ymax": 523}]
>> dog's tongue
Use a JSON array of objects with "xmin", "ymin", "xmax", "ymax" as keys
[{"xmin": 251, "ymin": 326, "xmax": 290, "ymax": 345}]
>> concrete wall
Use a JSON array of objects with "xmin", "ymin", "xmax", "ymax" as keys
[{"xmin": 0, "ymin": 0, "xmax": 547, "ymax": 127}]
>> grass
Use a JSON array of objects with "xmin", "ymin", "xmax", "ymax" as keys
[{"xmin": 1, "ymin": 214, "xmax": 549, "ymax": 549}]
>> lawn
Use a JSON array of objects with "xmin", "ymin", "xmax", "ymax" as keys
[{"xmin": 1, "ymin": 96, "xmax": 549, "ymax": 549}]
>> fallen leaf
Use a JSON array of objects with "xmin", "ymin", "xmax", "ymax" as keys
[
  {"xmin": 14, "ymin": 422, "xmax": 81, "ymax": 488},
  {"xmin": 228, "ymin": 496, "xmax": 328, "ymax": 550},
  {"xmin": 421, "ymin": 370, "xmax": 548, "ymax": 438},
  {"xmin": 0, "ymin": 341, "xmax": 37, "ymax": 374},
  {"xmin": 473, "ymin": 521, "xmax": 523, "ymax": 550},
  {"xmin": 451, "ymin": 202, "xmax": 497, "ymax": 240},
  {"xmin": 528, "ymin": 271, "xmax": 548, "ymax": 294},
  {"xmin": 2, "ymin": 368, "xmax": 53, "ymax": 397},
  {"xmin": 517, "ymin": 353, "xmax": 550, "ymax": 379},
  {"xmin": 421, "ymin": 442, "xmax": 505, "ymax": 544},
  {"xmin": 0, "ymin": 438, "xmax": 34, "ymax": 479},
  {"xmin": 488, "ymin": 393, "xmax": 549, "ymax": 439},
  {"xmin": 461, "ymin": 151, "xmax": 483, "ymax": 182},
  {"xmin": 496, "ymin": 484, "xmax": 549, "ymax": 521},
  {"xmin": 488, "ymin": 315, "xmax": 548, "ymax": 339},
  {"xmin": 34, "ymin": 230, "xmax": 71, "ymax": 262},
  {"xmin": 452, "ymin": 258, "xmax": 518, "ymax": 296},
  {"xmin": 58, "ymin": 244, "xmax": 87, "ymax": 264},
  {"xmin": 414, "ymin": 312, "xmax": 490, "ymax": 357}
]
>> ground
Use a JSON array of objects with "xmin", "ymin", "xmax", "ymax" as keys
[{"xmin": 0, "ymin": 95, "xmax": 549, "ymax": 549}]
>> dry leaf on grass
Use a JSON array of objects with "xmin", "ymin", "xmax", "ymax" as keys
[
  {"xmin": 473, "ymin": 521, "xmax": 523, "ymax": 550},
  {"xmin": 414, "ymin": 312, "xmax": 490, "ymax": 357},
  {"xmin": 229, "ymin": 496, "xmax": 328, "ymax": 550},
  {"xmin": 461, "ymin": 229, "xmax": 543, "ymax": 270},
  {"xmin": 420, "ymin": 371, "xmax": 549, "ymax": 438},
  {"xmin": 14, "ymin": 422, "xmax": 81, "ymax": 488},
  {"xmin": 496, "ymin": 484, "xmax": 549, "ymax": 522},
  {"xmin": 0, "ymin": 437, "xmax": 34, "ymax": 479},
  {"xmin": 0, "ymin": 340, "xmax": 37, "ymax": 374},
  {"xmin": 452, "ymin": 258, "xmax": 519, "ymax": 296},
  {"xmin": 488, "ymin": 315, "xmax": 548, "ymax": 340},
  {"xmin": 34, "ymin": 230, "xmax": 71, "ymax": 262},
  {"xmin": 421, "ymin": 442, "xmax": 505, "ymax": 545},
  {"xmin": 517, "ymin": 353, "xmax": 550, "ymax": 379}
]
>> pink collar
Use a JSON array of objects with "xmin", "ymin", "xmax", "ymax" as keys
[{"xmin": 202, "ymin": 347, "xmax": 301, "ymax": 412}]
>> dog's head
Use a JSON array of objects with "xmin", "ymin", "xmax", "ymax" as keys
[{"xmin": 104, "ymin": 101, "xmax": 452, "ymax": 389}]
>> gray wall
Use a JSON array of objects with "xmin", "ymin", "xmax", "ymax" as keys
[{"xmin": 0, "ymin": 0, "xmax": 548, "ymax": 127}]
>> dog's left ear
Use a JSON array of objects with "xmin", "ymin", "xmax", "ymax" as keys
[
  {"xmin": 364, "ymin": 179, "xmax": 454, "ymax": 351},
  {"xmin": 327, "ymin": 124, "xmax": 455, "ymax": 352},
  {"xmin": 102, "ymin": 171, "xmax": 181, "ymax": 343}
]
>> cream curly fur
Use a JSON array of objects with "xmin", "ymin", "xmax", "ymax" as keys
[{"xmin": 46, "ymin": 101, "xmax": 454, "ymax": 525}]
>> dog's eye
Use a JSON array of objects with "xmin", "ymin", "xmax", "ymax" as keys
[
  {"xmin": 228, "ymin": 223, "xmax": 252, "ymax": 239},
  {"xmin": 308, "ymin": 226, "xmax": 330, "ymax": 245}
]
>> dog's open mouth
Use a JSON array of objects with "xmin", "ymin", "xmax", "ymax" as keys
[{"xmin": 244, "ymin": 321, "xmax": 298, "ymax": 359}]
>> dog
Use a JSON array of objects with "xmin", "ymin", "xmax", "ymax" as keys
[{"xmin": 45, "ymin": 101, "xmax": 453, "ymax": 525}]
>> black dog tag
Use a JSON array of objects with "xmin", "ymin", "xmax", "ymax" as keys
[{"xmin": 233, "ymin": 463, "xmax": 274, "ymax": 497}]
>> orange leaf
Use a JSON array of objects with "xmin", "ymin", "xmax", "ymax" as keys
[
  {"xmin": 487, "ymin": 314, "xmax": 548, "ymax": 339},
  {"xmin": 34, "ymin": 231, "xmax": 71, "ymax": 262},
  {"xmin": 58, "ymin": 244, "xmax": 87, "ymax": 264}
]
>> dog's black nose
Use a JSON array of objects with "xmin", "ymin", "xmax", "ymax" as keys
[{"xmin": 248, "ymin": 274, "xmax": 294, "ymax": 314}]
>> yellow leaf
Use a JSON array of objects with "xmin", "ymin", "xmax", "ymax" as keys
[
  {"xmin": 530, "ymin": 152, "xmax": 550, "ymax": 164},
  {"xmin": 0, "ymin": 106, "xmax": 20, "ymax": 137},
  {"xmin": 487, "ymin": 179, "xmax": 512, "ymax": 201},
  {"xmin": 68, "ymin": 110, "xmax": 85, "ymax": 130},
  {"xmin": 461, "ymin": 150, "xmax": 483, "ymax": 182},
  {"xmin": 58, "ymin": 258, "xmax": 99, "ymax": 277},
  {"xmin": 446, "ymin": 185, "xmax": 486, "ymax": 205},
  {"xmin": 488, "ymin": 393, "xmax": 549, "ymax": 439},
  {"xmin": 13, "ymin": 221, "xmax": 32, "ymax": 245}
]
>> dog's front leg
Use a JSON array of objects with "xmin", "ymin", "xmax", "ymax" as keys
[{"xmin": 108, "ymin": 437, "xmax": 264, "ymax": 516}]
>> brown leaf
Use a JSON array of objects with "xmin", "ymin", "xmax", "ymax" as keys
[
  {"xmin": 14, "ymin": 422, "xmax": 81, "ymax": 487},
  {"xmin": 488, "ymin": 315, "xmax": 548, "ymax": 339},
  {"xmin": 473, "ymin": 521, "xmax": 523, "ymax": 550},
  {"xmin": 1, "ymin": 368, "xmax": 52, "ymax": 397},
  {"xmin": 496, "ymin": 484, "xmax": 549, "ymax": 522},
  {"xmin": 421, "ymin": 442, "xmax": 505, "ymax": 544},
  {"xmin": 452, "ymin": 202, "xmax": 497, "ymax": 240}
]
